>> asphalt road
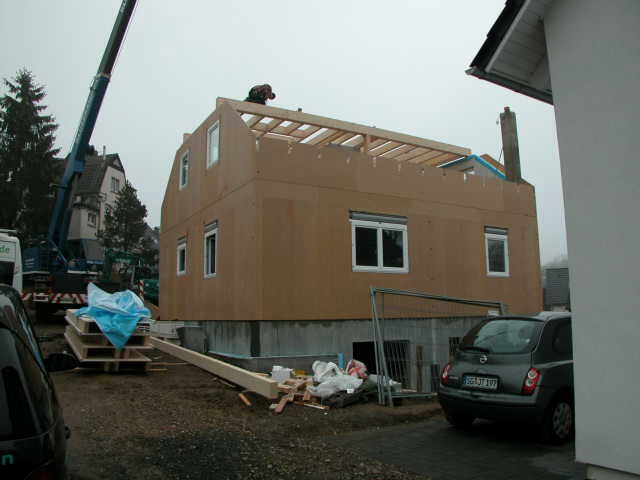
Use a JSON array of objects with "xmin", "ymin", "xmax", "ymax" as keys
[{"xmin": 333, "ymin": 417, "xmax": 584, "ymax": 480}]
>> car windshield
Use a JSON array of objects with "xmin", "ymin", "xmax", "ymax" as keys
[{"xmin": 460, "ymin": 318, "xmax": 543, "ymax": 354}]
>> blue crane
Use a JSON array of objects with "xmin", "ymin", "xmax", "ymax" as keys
[{"xmin": 47, "ymin": 0, "xmax": 137, "ymax": 266}]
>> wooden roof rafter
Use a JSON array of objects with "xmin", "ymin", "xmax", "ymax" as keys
[{"xmin": 217, "ymin": 97, "xmax": 471, "ymax": 162}]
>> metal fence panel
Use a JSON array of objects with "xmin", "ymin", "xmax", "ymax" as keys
[{"xmin": 370, "ymin": 287, "xmax": 506, "ymax": 406}]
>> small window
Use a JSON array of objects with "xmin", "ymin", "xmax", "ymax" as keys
[
  {"xmin": 207, "ymin": 122, "xmax": 220, "ymax": 168},
  {"xmin": 350, "ymin": 212, "xmax": 408, "ymax": 273},
  {"xmin": 485, "ymin": 227, "xmax": 509, "ymax": 277},
  {"xmin": 87, "ymin": 212, "xmax": 97, "ymax": 228},
  {"xmin": 203, "ymin": 222, "xmax": 218, "ymax": 278},
  {"xmin": 110, "ymin": 177, "xmax": 120, "ymax": 193},
  {"xmin": 176, "ymin": 240, "xmax": 187, "ymax": 276},
  {"xmin": 179, "ymin": 151, "xmax": 189, "ymax": 189}
]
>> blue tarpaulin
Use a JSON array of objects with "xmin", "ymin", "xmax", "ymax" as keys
[{"xmin": 76, "ymin": 283, "xmax": 151, "ymax": 350}]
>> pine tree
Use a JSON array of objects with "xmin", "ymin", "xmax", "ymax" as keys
[
  {"xmin": 0, "ymin": 69, "xmax": 61, "ymax": 239},
  {"xmin": 98, "ymin": 180, "xmax": 148, "ymax": 253}
]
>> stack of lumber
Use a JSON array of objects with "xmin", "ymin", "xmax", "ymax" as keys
[
  {"xmin": 64, "ymin": 309, "xmax": 152, "ymax": 373},
  {"xmin": 270, "ymin": 375, "xmax": 329, "ymax": 414}
]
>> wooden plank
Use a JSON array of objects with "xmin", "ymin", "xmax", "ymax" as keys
[
  {"xmin": 218, "ymin": 97, "xmax": 471, "ymax": 156},
  {"xmin": 369, "ymin": 141, "xmax": 403, "ymax": 156},
  {"xmin": 305, "ymin": 128, "xmax": 341, "ymax": 146},
  {"xmin": 245, "ymin": 115, "xmax": 263, "ymax": 128},
  {"xmin": 238, "ymin": 393, "xmax": 252, "ymax": 407},
  {"xmin": 382, "ymin": 144, "xmax": 416, "ymax": 159},
  {"xmin": 149, "ymin": 337, "xmax": 279, "ymax": 399},
  {"xmin": 256, "ymin": 119, "xmax": 284, "ymax": 139},
  {"xmin": 67, "ymin": 322, "xmax": 152, "ymax": 348},
  {"xmin": 65, "ymin": 331, "xmax": 151, "ymax": 363}
]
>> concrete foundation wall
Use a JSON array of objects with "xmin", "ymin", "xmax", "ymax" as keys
[{"xmin": 182, "ymin": 316, "xmax": 485, "ymax": 389}]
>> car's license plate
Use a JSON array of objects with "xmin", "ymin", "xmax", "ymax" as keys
[{"xmin": 463, "ymin": 375, "xmax": 498, "ymax": 390}]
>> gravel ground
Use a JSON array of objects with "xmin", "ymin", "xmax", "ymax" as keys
[{"xmin": 38, "ymin": 321, "xmax": 441, "ymax": 480}]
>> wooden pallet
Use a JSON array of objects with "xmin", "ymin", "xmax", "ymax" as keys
[
  {"xmin": 65, "ymin": 318, "xmax": 150, "ymax": 347},
  {"xmin": 64, "ymin": 327, "xmax": 151, "ymax": 360},
  {"xmin": 65, "ymin": 310, "xmax": 151, "ymax": 335}
]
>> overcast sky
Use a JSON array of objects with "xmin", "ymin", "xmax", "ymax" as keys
[{"xmin": 0, "ymin": 0, "xmax": 567, "ymax": 265}]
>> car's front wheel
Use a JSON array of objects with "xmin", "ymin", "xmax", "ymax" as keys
[
  {"xmin": 444, "ymin": 411, "xmax": 475, "ymax": 429},
  {"xmin": 542, "ymin": 394, "xmax": 574, "ymax": 444}
]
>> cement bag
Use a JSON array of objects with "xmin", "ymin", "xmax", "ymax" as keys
[
  {"xmin": 308, "ymin": 374, "xmax": 363, "ymax": 399},
  {"xmin": 312, "ymin": 360, "xmax": 342, "ymax": 383},
  {"xmin": 76, "ymin": 283, "xmax": 151, "ymax": 350},
  {"xmin": 346, "ymin": 359, "xmax": 368, "ymax": 379}
]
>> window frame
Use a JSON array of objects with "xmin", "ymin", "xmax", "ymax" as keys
[
  {"xmin": 350, "ymin": 218, "xmax": 409, "ymax": 273},
  {"xmin": 203, "ymin": 224, "xmax": 218, "ymax": 279},
  {"xmin": 179, "ymin": 150, "xmax": 189, "ymax": 189},
  {"xmin": 110, "ymin": 177, "xmax": 120, "ymax": 193},
  {"xmin": 87, "ymin": 212, "xmax": 97, "ymax": 228},
  {"xmin": 206, "ymin": 121, "xmax": 220, "ymax": 168},
  {"xmin": 176, "ymin": 240, "xmax": 187, "ymax": 276},
  {"xmin": 485, "ymin": 229, "xmax": 509, "ymax": 277}
]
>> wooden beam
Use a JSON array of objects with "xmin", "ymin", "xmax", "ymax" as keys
[
  {"xmin": 149, "ymin": 337, "xmax": 279, "ymax": 399},
  {"xmin": 409, "ymin": 150, "xmax": 449, "ymax": 164},
  {"xmin": 291, "ymin": 125, "xmax": 321, "ymax": 140},
  {"xmin": 343, "ymin": 134, "xmax": 364, "ymax": 148},
  {"xmin": 256, "ymin": 118, "xmax": 284, "ymax": 138},
  {"xmin": 218, "ymin": 97, "xmax": 471, "ymax": 156},
  {"xmin": 382, "ymin": 144, "xmax": 416, "ymax": 159},
  {"xmin": 369, "ymin": 141, "xmax": 403, "ymax": 156},
  {"xmin": 315, "ymin": 130, "xmax": 347, "ymax": 146},
  {"xmin": 245, "ymin": 115, "xmax": 263, "ymax": 128},
  {"xmin": 421, "ymin": 152, "xmax": 460, "ymax": 166},
  {"xmin": 394, "ymin": 148, "xmax": 430, "ymax": 163},
  {"xmin": 304, "ymin": 128, "xmax": 338, "ymax": 145}
]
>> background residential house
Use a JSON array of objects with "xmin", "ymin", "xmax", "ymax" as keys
[
  {"xmin": 160, "ymin": 98, "xmax": 542, "ymax": 387},
  {"xmin": 437, "ymin": 153, "xmax": 506, "ymax": 180},
  {"xmin": 66, "ymin": 151, "xmax": 125, "ymax": 267},
  {"xmin": 468, "ymin": 0, "xmax": 640, "ymax": 477}
]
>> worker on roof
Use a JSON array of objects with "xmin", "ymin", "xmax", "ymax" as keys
[{"xmin": 244, "ymin": 84, "xmax": 276, "ymax": 105}]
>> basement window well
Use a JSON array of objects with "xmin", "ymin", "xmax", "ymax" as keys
[
  {"xmin": 177, "ymin": 240, "xmax": 187, "ymax": 276},
  {"xmin": 206, "ymin": 122, "xmax": 220, "ymax": 168},
  {"xmin": 485, "ymin": 226, "xmax": 509, "ymax": 277},
  {"xmin": 350, "ymin": 212, "xmax": 408, "ymax": 273}
]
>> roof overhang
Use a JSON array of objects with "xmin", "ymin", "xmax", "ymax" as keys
[
  {"xmin": 467, "ymin": 0, "xmax": 553, "ymax": 104},
  {"xmin": 217, "ymin": 98, "xmax": 471, "ymax": 167}
]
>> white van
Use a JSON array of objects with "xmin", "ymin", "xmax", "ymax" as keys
[{"xmin": 0, "ymin": 229, "xmax": 22, "ymax": 293}]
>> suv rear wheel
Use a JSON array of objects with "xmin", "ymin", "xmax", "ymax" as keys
[{"xmin": 541, "ymin": 394, "xmax": 573, "ymax": 444}]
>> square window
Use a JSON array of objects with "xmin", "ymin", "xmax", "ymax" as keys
[
  {"xmin": 179, "ymin": 151, "xmax": 189, "ymax": 189},
  {"xmin": 485, "ymin": 227, "xmax": 509, "ymax": 277},
  {"xmin": 207, "ymin": 122, "xmax": 220, "ymax": 168},
  {"xmin": 87, "ymin": 212, "xmax": 97, "ymax": 227},
  {"xmin": 204, "ymin": 223, "xmax": 217, "ymax": 278},
  {"xmin": 351, "ymin": 212, "xmax": 408, "ymax": 273},
  {"xmin": 176, "ymin": 241, "xmax": 187, "ymax": 275}
]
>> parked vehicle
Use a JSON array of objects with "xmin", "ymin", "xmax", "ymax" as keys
[
  {"xmin": 438, "ymin": 312, "xmax": 573, "ymax": 443},
  {"xmin": 0, "ymin": 284, "xmax": 78, "ymax": 479},
  {"xmin": 0, "ymin": 229, "xmax": 22, "ymax": 293}
]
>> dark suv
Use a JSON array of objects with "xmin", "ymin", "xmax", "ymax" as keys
[
  {"xmin": 0, "ymin": 285, "xmax": 77, "ymax": 479},
  {"xmin": 438, "ymin": 312, "xmax": 573, "ymax": 443}
]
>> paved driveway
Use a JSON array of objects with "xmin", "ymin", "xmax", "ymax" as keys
[{"xmin": 334, "ymin": 417, "xmax": 584, "ymax": 480}]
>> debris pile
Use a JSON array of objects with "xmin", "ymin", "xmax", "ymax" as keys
[{"xmin": 265, "ymin": 359, "xmax": 378, "ymax": 415}]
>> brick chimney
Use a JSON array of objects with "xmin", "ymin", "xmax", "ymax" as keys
[{"xmin": 499, "ymin": 106, "xmax": 522, "ymax": 183}]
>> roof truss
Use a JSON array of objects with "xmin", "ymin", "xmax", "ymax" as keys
[{"xmin": 219, "ymin": 98, "xmax": 470, "ymax": 162}]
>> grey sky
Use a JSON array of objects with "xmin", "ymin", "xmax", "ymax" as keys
[{"xmin": 0, "ymin": 0, "xmax": 567, "ymax": 264}]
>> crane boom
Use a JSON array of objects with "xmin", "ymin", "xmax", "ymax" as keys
[{"xmin": 47, "ymin": 0, "xmax": 137, "ymax": 260}]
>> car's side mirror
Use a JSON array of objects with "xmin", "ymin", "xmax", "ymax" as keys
[{"xmin": 45, "ymin": 352, "xmax": 78, "ymax": 372}]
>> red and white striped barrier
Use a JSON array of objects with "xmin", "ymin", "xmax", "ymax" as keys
[{"xmin": 25, "ymin": 293, "xmax": 87, "ymax": 304}]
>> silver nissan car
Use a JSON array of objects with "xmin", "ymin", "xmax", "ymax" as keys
[{"xmin": 438, "ymin": 312, "xmax": 573, "ymax": 443}]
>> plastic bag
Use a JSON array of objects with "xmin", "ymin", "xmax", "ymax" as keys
[
  {"xmin": 76, "ymin": 283, "xmax": 151, "ymax": 350},
  {"xmin": 308, "ymin": 374, "xmax": 363, "ymax": 399},
  {"xmin": 346, "ymin": 359, "xmax": 368, "ymax": 379},
  {"xmin": 312, "ymin": 360, "xmax": 342, "ymax": 383}
]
